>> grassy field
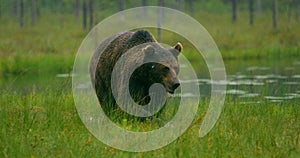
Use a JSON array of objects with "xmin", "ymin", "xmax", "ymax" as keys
[
  {"xmin": 0, "ymin": 91, "xmax": 299, "ymax": 157},
  {"xmin": 0, "ymin": 11, "xmax": 300, "ymax": 157}
]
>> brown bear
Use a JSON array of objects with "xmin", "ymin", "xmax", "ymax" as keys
[{"xmin": 89, "ymin": 30, "xmax": 182, "ymax": 119}]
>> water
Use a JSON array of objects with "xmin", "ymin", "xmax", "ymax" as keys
[
  {"xmin": 178, "ymin": 58, "xmax": 300, "ymax": 104},
  {"xmin": 1, "ymin": 58, "xmax": 299, "ymax": 104}
]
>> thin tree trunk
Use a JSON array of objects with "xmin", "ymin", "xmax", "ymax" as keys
[
  {"xmin": 178, "ymin": 0, "xmax": 185, "ymax": 11},
  {"xmin": 11, "ymin": 0, "xmax": 17, "ymax": 17},
  {"xmin": 249, "ymin": 0, "xmax": 254, "ymax": 25},
  {"xmin": 18, "ymin": 0, "xmax": 24, "ymax": 28},
  {"xmin": 0, "ymin": 0, "xmax": 2, "ymax": 19},
  {"xmin": 119, "ymin": 0, "xmax": 125, "ymax": 11},
  {"xmin": 188, "ymin": 0, "xmax": 194, "ymax": 16},
  {"xmin": 119, "ymin": 0, "xmax": 125, "ymax": 22},
  {"xmin": 295, "ymin": 0, "xmax": 299, "ymax": 23},
  {"xmin": 142, "ymin": 0, "xmax": 147, "ymax": 17},
  {"xmin": 83, "ymin": 0, "xmax": 87, "ymax": 30},
  {"xmin": 232, "ymin": 0, "xmax": 237, "ymax": 22},
  {"xmin": 89, "ymin": 0, "xmax": 94, "ymax": 29},
  {"xmin": 287, "ymin": 1, "xmax": 292, "ymax": 24},
  {"xmin": 31, "ymin": 0, "xmax": 37, "ymax": 26},
  {"xmin": 75, "ymin": 0, "xmax": 80, "ymax": 21},
  {"xmin": 36, "ymin": 0, "xmax": 40, "ymax": 17},
  {"xmin": 256, "ymin": 0, "xmax": 262, "ymax": 15},
  {"xmin": 158, "ymin": 0, "xmax": 164, "ymax": 42},
  {"xmin": 59, "ymin": 0, "xmax": 64, "ymax": 28},
  {"xmin": 272, "ymin": 0, "xmax": 278, "ymax": 28}
]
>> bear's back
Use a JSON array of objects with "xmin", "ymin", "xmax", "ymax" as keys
[{"xmin": 90, "ymin": 30, "xmax": 157, "ymax": 87}]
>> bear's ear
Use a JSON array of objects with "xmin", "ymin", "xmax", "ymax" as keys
[
  {"xmin": 174, "ymin": 42, "xmax": 183, "ymax": 52},
  {"xmin": 143, "ymin": 45, "xmax": 155, "ymax": 55},
  {"xmin": 170, "ymin": 42, "xmax": 183, "ymax": 56}
]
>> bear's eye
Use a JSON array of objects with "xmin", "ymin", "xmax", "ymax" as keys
[
  {"xmin": 151, "ymin": 65, "xmax": 155, "ymax": 69},
  {"xmin": 162, "ymin": 67, "xmax": 170, "ymax": 73}
]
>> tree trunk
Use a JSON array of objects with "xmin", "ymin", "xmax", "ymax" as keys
[
  {"xmin": 59, "ymin": 0, "xmax": 64, "ymax": 28},
  {"xmin": 31, "ymin": 0, "xmax": 37, "ymax": 26},
  {"xmin": 287, "ymin": 1, "xmax": 292, "ymax": 24},
  {"xmin": 0, "ymin": 0, "xmax": 2, "ymax": 19},
  {"xmin": 249, "ymin": 0, "xmax": 254, "ymax": 25},
  {"xmin": 75, "ymin": 0, "xmax": 80, "ymax": 21},
  {"xmin": 83, "ymin": 0, "xmax": 87, "ymax": 30},
  {"xmin": 119, "ymin": 0, "xmax": 125, "ymax": 11},
  {"xmin": 89, "ymin": 0, "xmax": 94, "ymax": 29},
  {"xmin": 11, "ymin": 0, "xmax": 17, "ymax": 18},
  {"xmin": 232, "ymin": 0, "xmax": 237, "ymax": 22},
  {"xmin": 36, "ymin": 0, "xmax": 40, "ymax": 17},
  {"xmin": 142, "ymin": 0, "xmax": 147, "ymax": 17},
  {"xmin": 18, "ymin": 0, "xmax": 24, "ymax": 28},
  {"xmin": 119, "ymin": 0, "xmax": 125, "ymax": 22},
  {"xmin": 158, "ymin": 0, "xmax": 164, "ymax": 42},
  {"xmin": 272, "ymin": 0, "xmax": 278, "ymax": 28},
  {"xmin": 256, "ymin": 0, "xmax": 262, "ymax": 15},
  {"xmin": 188, "ymin": 0, "xmax": 194, "ymax": 16},
  {"xmin": 178, "ymin": 0, "xmax": 185, "ymax": 11},
  {"xmin": 295, "ymin": 0, "xmax": 299, "ymax": 23}
]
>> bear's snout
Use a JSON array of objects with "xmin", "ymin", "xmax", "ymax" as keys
[
  {"xmin": 166, "ymin": 79, "xmax": 180, "ymax": 94},
  {"xmin": 172, "ymin": 82, "xmax": 180, "ymax": 91},
  {"xmin": 166, "ymin": 82, "xmax": 180, "ymax": 94}
]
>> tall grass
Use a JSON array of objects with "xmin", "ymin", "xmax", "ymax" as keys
[
  {"xmin": 0, "ymin": 12, "xmax": 299, "ymax": 58},
  {"xmin": 0, "ymin": 91, "xmax": 299, "ymax": 157},
  {"xmin": 0, "ymin": 54, "xmax": 74, "ymax": 76}
]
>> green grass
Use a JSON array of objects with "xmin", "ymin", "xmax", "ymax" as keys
[
  {"xmin": 1, "ymin": 12, "xmax": 300, "ymax": 58},
  {"xmin": 0, "ymin": 90, "xmax": 299, "ymax": 157},
  {"xmin": 0, "ymin": 54, "xmax": 74, "ymax": 75}
]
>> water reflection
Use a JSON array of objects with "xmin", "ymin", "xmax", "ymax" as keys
[
  {"xmin": 247, "ymin": 66, "xmax": 270, "ymax": 71},
  {"xmin": 239, "ymin": 93, "xmax": 260, "ymax": 98},
  {"xmin": 225, "ymin": 89, "xmax": 247, "ymax": 95},
  {"xmin": 239, "ymin": 101, "xmax": 261, "ymax": 105},
  {"xmin": 269, "ymin": 100, "xmax": 284, "ymax": 103},
  {"xmin": 293, "ymin": 61, "xmax": 300, "ymax": 65},
  {"xmin": 264, "ymin": 96, "xmax": 295, "ymax": 100},
  {"xmin": 1, "ymin": 57, "xmax": 299, "ymax": 106},
  {"xmin": 292, "ymin": 75, "xmax": 300, "ymax": 79},
  {"xmin": 178, "ymin": 62, "xmax": 300, "ymax": 103},
  {"xmin": 56, "ymin": 73, "xmax": 77, "ymax": 78}
]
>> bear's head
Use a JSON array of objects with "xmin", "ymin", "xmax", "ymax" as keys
[{"xmin": 133, "ymin": 42, "xmax": 183, "ymax": 94}]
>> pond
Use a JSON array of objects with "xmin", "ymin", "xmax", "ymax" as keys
[
  {"xmin": 1, "ymin": 57, "xmax": 299, "ymax": 104},
  {"xmin": 176, "ymin": 57, "xmax": 300, "ymax": 104}
]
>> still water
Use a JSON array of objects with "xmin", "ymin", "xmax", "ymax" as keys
[
  {"xmin": 1, "ymin": 58, "xmax": 299, "ymax": 104},
  {"xmin": 177, "ymin": 57, "xmax": 300, "ymax": 104}
]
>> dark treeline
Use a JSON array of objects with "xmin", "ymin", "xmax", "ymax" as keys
[{"xmin": 0, "ymin": 0, "xmax": 299, "ymax": 29}]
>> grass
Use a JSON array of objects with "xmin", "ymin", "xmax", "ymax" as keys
[
  {"xmin": 0, "ymin": 10, "xmax": 300, "ymax": 157},
  {"xmin": 0, "ymin": 90, "xmax": 299, "ymax": 157},
  {"xmin": 1, "ymin": 12, "xmax": 300, "ymax": 57},
  {"xmin": 0, "ymin": 54, "xmax": 74, "ymax": 75},
  {"xmin": 0, "ymin": 12, "xmax": 299, "ymax": 77}
]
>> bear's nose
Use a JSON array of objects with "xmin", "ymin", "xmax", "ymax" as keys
[{"xmin": 172, "ymin": 82, "xmax": 180, "ymax": 90}]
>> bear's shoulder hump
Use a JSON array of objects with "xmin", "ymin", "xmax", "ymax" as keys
[{"xmin": 127, "ymin": 30, "xmax": 156, "ymax": 44}]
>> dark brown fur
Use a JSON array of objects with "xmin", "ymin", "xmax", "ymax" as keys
[{"xmin": 89, "ymin": 30, "xmax": 182, "ymax": 117}]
